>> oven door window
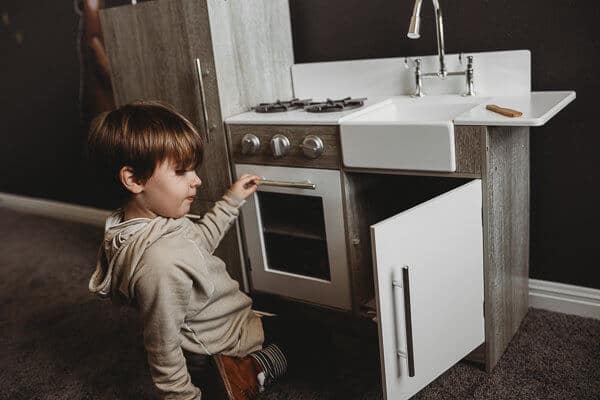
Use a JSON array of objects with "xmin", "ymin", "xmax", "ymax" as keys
[{"xmin": 257, "ymin": 191, "xmax": 331, "ymax": 281}]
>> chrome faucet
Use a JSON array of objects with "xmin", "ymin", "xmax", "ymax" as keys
[
  {"xmin": 408, "ymin": 0, "xmax": 446, "ymax": 77},
  {"xmin": 407, "ymin": 0, "xmax": 475, "ymax": 96}
]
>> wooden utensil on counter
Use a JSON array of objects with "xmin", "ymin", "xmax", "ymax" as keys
[{"xmin": 485, "ymin": 104, "xmax": 523, "ymax": 117}]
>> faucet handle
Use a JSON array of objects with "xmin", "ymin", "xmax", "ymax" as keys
[
  {"xmin": 459, "ymin": 52, "xmax": 464, "ymax": 65},
  {"xmin": 412, "ymin": 58, "xmax": 422, "ymax": 70},
  {"xmin": 463, "ymin": 55, "xmax": 475, "ymax": 96},
  {"xmin": 404, "ymin": 57, "xmax": 422, "ymax": 69}
]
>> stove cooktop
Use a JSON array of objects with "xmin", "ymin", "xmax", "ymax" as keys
[
  {"xmin": 253, "ymin": 98, "xmax": 313, "ymax": 113},
  {"xmin": 229, "ymin": 96, "xmax": 381, "ymax": 125},
  {"xmin": 253, "ymin": 97, "xmax": 366, "ymax": 114}
]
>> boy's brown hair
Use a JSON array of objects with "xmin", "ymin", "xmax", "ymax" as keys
[{"xmin": 86, "ymin": 100, "xmax": 203, "ymax": 208}]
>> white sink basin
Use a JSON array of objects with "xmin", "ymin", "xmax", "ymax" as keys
[{"xmin": 339, "ymin": 96, "xmax": 486, "ymax": 172}]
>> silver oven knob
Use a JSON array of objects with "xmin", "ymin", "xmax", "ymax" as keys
[
  {"xmin": 270, "ymin": 134, "xmax": 290, "ymax": 158},
  {"xmin": 241, "ymin": 134, "xmax": 260, "ymax": 155},
  {"xmin": 300, "ymin": 135, "xmax": 324, "ymax": 159}
]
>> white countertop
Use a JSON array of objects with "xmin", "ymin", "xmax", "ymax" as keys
[
  {"xmin": 225, "ymin": 91, "xmax": 575, "ymax": 127},
  {"xmin": 453, "ymin": 91, "xmax": 576, "ymax": 126}
]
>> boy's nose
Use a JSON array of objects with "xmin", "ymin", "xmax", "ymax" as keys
[{"xmin": 191, "ymin": 174, "xmax": 202, "ymax": 187}]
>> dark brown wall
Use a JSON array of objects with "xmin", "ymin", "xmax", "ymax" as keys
[
  {"xmin": 0, "ymin": 1, "xmax": 145, "ymax": 208},
  {"xmin": 0, "ymin": 2, "xmax": 86, "ymax": 203},
  {"xmin": 0, "ymin": 0, "xmax": 598, "ymax": 289}
]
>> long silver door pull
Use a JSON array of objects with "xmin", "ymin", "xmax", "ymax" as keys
[
  {"xmin": 392, "ymin": 266, "xmax": 415, "ymax": 377},
  {"xmin": 255, "ymin": 179, "xmax": 316, "ymax": 190}
]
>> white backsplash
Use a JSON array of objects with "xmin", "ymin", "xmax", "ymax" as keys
[{"xmin": 292, "ymin": 50, "xmax": 530, "ymax": 99}]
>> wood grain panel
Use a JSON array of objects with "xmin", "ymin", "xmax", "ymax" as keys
[
  {"xmin": 341, "ymin": 173, "xmax": 376, "ymax": 314},
  {"xmin": 454, "ymin": 125, "xmax": 484, "ymax": 175},
  {"xmin": 481, "ymin": 126, "xmax": 530, "ymax": 372},
  {"xmin": 228, "ymin": 124, "xmax": 341, "ymax": 169}
]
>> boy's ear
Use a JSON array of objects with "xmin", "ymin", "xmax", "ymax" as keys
[{"xmin": 119, "ymin": 166, "xmax": 145, "ymax": 194}]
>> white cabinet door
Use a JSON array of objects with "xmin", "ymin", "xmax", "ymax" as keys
[{"xmin": 371, "ymin": 179, "xmax": 485, "ymax": 400}]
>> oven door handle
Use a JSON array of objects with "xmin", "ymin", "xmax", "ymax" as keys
[{"xmin": 255, "ymin": 179, "xmax": 316, "ymax": 190}]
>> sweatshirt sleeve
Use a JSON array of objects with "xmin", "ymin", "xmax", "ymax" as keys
[
  {"xmin": 134, "ymin": 261, "xmax": 201, "ymax": 400},
  {"xmin": 187, "ymin": 191, "xmax": 246, "ymax": 254}
]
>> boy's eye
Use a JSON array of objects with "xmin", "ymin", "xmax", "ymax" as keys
[{"xmin": 176, "ymin": 169, "xmax": 187, "ymax": 175}]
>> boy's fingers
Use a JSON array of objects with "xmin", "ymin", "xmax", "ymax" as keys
[
  {"xmin": 243, "ymin": 175, "xmax": 260, "ymax": 183},
  {"xmin": 239, "ymin": 174, "xmax": 257, "ymax": 182},
  {"xmin": 242, "ymin": 176, "xmax": 261, "ymax": 190}
]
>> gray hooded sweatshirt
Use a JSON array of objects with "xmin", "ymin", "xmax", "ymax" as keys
[{"xmin": 89, "ymin": 193, "xmax": 264, "ymax": 400}]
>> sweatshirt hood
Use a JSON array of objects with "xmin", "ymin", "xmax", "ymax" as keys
[{"xmin": 89, "ymin": 208, "xmax": 186, "ymax": 303}]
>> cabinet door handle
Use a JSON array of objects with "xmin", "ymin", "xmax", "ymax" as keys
[
  {"xmin": 392, "ymin": 266, "xmax": 415, "ymax": 377},
  {"xmin": 194, "ymin": 58, "xmax": 212, "ymax": 143}
]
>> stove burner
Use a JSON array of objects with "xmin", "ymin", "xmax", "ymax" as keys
[
  {"xmin": 253, "ymin": 98, "xmax": 313, "ymax": 113},
  {"xmin": 304, "ymin": 97, "xmax": 367, "ymax": 113}
]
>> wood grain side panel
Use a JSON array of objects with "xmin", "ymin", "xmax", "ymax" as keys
[
  {"xmin": 100, "ymin": 2, "xmax": 197, "ymax": 115},
  {"xmin": 454, "ymin": 126, "xmax": 484, "ymax": 176},
  {"xmin": 341, "ymin": 173, "xmax": 376, "ymax": 314},
  {"xmin": 229, "ymin": 125, "xmax": 341, "ymax": 169},
  {"xmin": 482, "ymin": 126, "xmax": 530, "ymax": 372}
]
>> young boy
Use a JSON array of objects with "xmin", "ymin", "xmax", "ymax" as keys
[{"xmin": 86, "ymin": 100, "xmax": 297, "ymax": 400}]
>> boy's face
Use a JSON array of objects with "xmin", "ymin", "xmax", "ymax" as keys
[{"xmin": 135, "ymin": 159, "xmax": 201, "ymax": 219}]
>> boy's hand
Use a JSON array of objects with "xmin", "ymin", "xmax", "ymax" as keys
[{"xmin": 228, "ymin": 174, "xmax": 262, "ymax": 201}]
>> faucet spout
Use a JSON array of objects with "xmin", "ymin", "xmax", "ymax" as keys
[
  {"xmin": 432, "ymin": 0, "xmax": 446, "ymax": 77},
  {"xmin": 408, "ymin": 0, "xmax": 446, "ymax": 77},
  {"xmin": 407, "ymin": 0, "xmax": 423, "ymax": 39}
]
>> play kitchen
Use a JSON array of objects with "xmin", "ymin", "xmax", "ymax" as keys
[
  {"xmin": 226, "ymin": 52, "xmax": 575, "ymax": 400},
  {"xmin": 221, "ymin": 2, "xmax": 576, "ymax": 396},
  {"xmin": 98, "ymin": 0, "xmax": 575, "ymax": 398}
]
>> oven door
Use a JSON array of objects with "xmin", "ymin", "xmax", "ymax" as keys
[{"xmin": 235, "ymin": 164, "xmax": 351, "ymax": 310}]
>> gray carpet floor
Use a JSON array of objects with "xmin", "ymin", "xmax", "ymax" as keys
[{"xmin": 1, "ymin": 206, "xmax": 599, "ymax": 400}]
